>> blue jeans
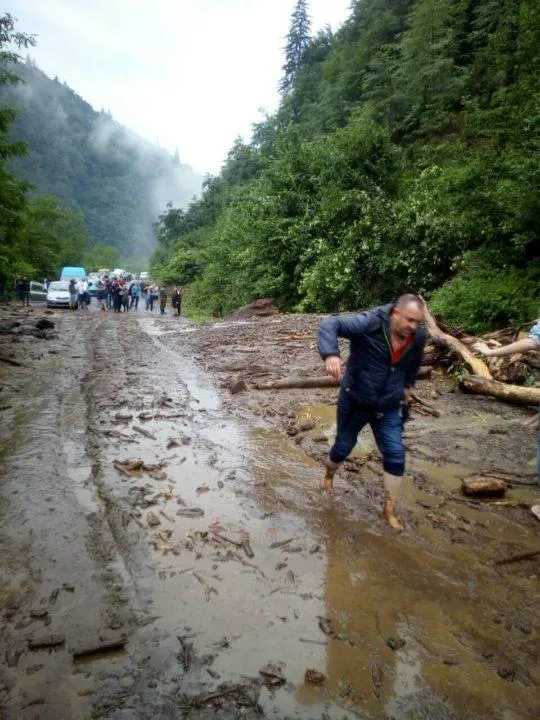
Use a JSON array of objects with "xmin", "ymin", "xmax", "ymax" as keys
[{"xmin": 329, "ymin": 388, "xmax": 405, "ymax": 476}]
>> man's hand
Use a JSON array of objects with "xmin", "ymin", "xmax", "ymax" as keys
[
  {"xmin": 404, "ymin": 388, "xmax": 412, "ymax": 405},
  {"xmin": 472, "ymin": 341, "xmax": 492, "ymax": 357},
  {"xmin": 325, "ymin": 355, "xmax": 342, "ymax": 381}
]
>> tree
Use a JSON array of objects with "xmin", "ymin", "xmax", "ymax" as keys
[
  {"xmin": 280, "ymin": 0, "xmax": 312, "ymax": 94},
  {"xmin": 0, "ymin": 14, "xmax": 36, "ymax": 279}
]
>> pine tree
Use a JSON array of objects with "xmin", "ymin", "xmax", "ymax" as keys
[{"xmin": 279, "ymin": 0, "xmax": 312, "ymax": 94}]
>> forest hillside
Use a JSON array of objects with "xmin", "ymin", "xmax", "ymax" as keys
[
  {"xmin": 152, "ymin": 0, "xmax": 539, "ymax": 332},
  {"xmin": 0, "ymin": 59, "xmax": 201, "ymax": 270}
]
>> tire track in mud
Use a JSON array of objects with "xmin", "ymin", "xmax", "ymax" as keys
[
  {"xmin": 0, "ymin": 312, "xmax": 143, "ymax": 719},
  {"xmin": 74, "ymin": 313, "xmax": 345, "ymax": 720}
]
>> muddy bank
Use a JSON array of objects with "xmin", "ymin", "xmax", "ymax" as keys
[{"xmin": 0, "ymin": 305, "xmax": 539, "ymax": 719}]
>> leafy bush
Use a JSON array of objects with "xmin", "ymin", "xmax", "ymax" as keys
[{"xmin": 430, "ymin": 260, "xmax": 539, "ymax": 333}]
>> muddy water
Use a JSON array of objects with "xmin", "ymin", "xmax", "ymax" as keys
[{"xmin": 1, "ymin": 311, "xmax": 539, "ymax": 719}]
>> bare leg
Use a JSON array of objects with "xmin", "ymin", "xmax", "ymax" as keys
[
  {"xmin": 321, "ymin": 458, "xmax": 340, "ymax": 495},
  {"xmin": 381, "ymin": 472, "xmax": 404, "ymax": 531}
]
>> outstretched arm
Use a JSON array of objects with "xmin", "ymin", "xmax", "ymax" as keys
[{"xmin": 473, "ymin": 337, "xmax": 537, "ymax": 358}]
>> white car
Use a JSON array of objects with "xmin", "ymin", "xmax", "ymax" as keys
[{"xmin": 47, "ymin": 281, "xmax": 73, "ymax": 308}]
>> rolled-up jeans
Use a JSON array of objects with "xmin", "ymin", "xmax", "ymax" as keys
[{"xmin": 329, "ymin": 388, "xmax": 405, "ymax": 476}]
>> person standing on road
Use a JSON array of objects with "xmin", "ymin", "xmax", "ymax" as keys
[
  {"xmin": 105, "ymin": 277, "xmax": 113, "ymax": 310},
  {"xmin": 20, "ymin": 276, "xmax": 30, "ymax": 306},
  {"xmin": 318, "ymin": 294, "xmax": 426, "ymax": 531},
  {"xmin": 146, "ymin": 284, "xmax": 157, "ymax": 312},
  {"xmin": 0, "ymin": 271, "xmax": 9, "ymax": 303},
  {"xmin": 121, "ymin": 282, "xmax": 130, "ymax": 312},
  {"xmin": 15, "ymin": 276, "xmax": 24, "ymax": 305},
  {"xmin": 171, "ymin": 287, "xmax": 182, "ymax": 317},
  {"xmin": 130, "ymin": 281, "xmax": 140, "ymax": 311},
  {"xmin": 111, "ymin": 279, "xmax": 122, "ymax": 313},
  {"xmin": 76, "ymin": 277, "xmax": 89, "ymax": 312},
  {"xmin": 97, "ymin": 281, "xmax": 108, "ymax": 311},
  {"xmin": 69, "ymin": 278, "xmax": 78, "ymax": 310},
  {"xmin": 473, "ymin": 321, "xmax": 540, "ymax": 481},
  {"xmin": 159, "ymin": 286, "xmax": 167, "ymax": 315}
]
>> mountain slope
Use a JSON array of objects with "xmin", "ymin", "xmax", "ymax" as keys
[{"xmin": 0, "ymin": 60, "xmax": 202, "ymax": 265}]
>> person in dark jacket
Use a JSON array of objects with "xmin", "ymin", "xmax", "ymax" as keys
[
  {"xmin": 318, "ymin": 294, "xmax": 425, "ymax": 531},
  {"xmin": 171, "ymin": 287, "xmax": 182, "ymax": 317}
]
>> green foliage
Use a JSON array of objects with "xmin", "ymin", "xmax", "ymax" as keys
[
  {"xmin": 84, "ymin": 242, "xmax": 119, "ymax": 271},
  {"xmin": 15, "ymin": 195, "xmax": 91, "ymax": 278},
  {"xmin": 430, "ymin": 256, "xmax": 540, "ymax": 333},
  {"xmin": 154, "ymin": 0, "xmax": 538, "ymax": 327},
  {"xmin": 0, "ymin": 61, "xmax": 201, "ymax": 264}
]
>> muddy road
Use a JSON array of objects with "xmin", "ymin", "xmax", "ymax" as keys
[{"xmin": 0, "ymin": 305, "xmax": 539, "ymax": 720}]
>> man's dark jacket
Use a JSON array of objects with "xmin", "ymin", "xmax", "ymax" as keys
[{"xmin": 318, "ymin": 303, "xmax": 425, "ymax": 411}]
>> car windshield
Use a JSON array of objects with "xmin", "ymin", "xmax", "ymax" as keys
[{"xmin": 49, "ymin": 282, "xmax": 70, "ymax": 291}]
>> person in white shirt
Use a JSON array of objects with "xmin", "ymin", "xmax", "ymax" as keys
[{"xmin": 76, "ymin": 278, "xmax": 89, "ymax": 312}]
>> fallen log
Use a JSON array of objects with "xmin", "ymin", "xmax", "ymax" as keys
[
  {"xmin": 72, "ymin": 638, "xmax": 127, "ymax": 660},
  {"xmin": 460, "ymin": 376, "xmax": 540, "ymax": 407},
  {"xmin": 494, "ymin": 549, "xmax": 540, "ymax": 566},
  {"xmin": 420, "ymin": 298, "xmax": 492, "ymax": 379},
  {"xmin": 0, "ymin": 354, "xmax": 25, "ymax": 367},
  {"xmin": 255, "ymin": 366, "xmax": 432, "ymax": 391}
]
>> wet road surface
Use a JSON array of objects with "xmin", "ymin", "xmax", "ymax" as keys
[{"xmin": 0, "ymin": 308, "xmax": 539, "ymax": 719}]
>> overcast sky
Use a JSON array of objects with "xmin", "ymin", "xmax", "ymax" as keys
[{"xmin": 8, "ymin": 0, "xmax": 351, "ymax": 175}]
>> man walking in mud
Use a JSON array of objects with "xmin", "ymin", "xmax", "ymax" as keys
[{"xmin": 318, "ymin": 294, "xmax": 425, "ymax": 531}]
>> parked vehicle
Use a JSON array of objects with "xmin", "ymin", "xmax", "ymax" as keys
[
  {"xmin": 60, "ymin": 266, "xmax": 86, "ymax": 282},
  {"xmin": 47, "ymin": 281, "xmax": 72, "ymax": 308},
  {"xmin": 30, "ymin": 281, "xmax": 48, "ymax": 304}
]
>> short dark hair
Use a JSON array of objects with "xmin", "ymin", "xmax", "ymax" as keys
[{"xmin": 395, "ymin": 293, "xmax": 423, "ymax": 310}]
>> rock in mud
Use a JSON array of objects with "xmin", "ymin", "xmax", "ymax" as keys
[
  {"xmin": 27, "ymin": 634, "xmax": 65, "ymax": 650},
  {"xmin": 387, "ymin": 636, "xmax": 406, "ymax": 651},
  {"xmin": 146, "ymin": 511, "xmax": 161, "ymax": 527},
  {"xmin": 304, "ymin": 668, "xmax": 325, "ymax": 684},
  {"xmin": 259, "ymin": 664, "xmax": 286, "ymax": 686},
  {"xmin": 228, "ymin": 378, "xmax": 248, "ymax": 395},
  {"xmin": 114, "ymin": 411, "xmax": 133, "ymax": 421},
  {"xmin": 461, "ymin": 475, "xmax": 506, "ymax": 497},
  {"xmin": 296, "ymin": 419, "xmax": 315, "ymax": 432},
  {"xmin": 35, "ymin": 318, "xmax": 54, "ymax": 330}
]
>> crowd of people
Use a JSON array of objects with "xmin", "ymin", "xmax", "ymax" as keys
[{"xmin": 81, "ymin": 276, "xmax": 183, "ymax": 316}]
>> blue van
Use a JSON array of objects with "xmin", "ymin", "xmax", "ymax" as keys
[{"xmin": 60, "ymin": 266, "xmax": 86, "ymax": 281}]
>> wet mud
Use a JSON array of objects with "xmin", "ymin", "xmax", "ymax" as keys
[{"xmin": 0, "ymin": 305, "xmax": 539, "ymax": 719}]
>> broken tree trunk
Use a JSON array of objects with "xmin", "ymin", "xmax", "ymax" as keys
[
  {"xmin": 255, "ymin": 366, "xmax": 431, "ymax": 391},
  {"xmin": 420, "ymin": 298, "xmax": 492, "ymax": 379},
  {"xmin": 460, "ymin": 376, "xmax": 540, "ymax": 407}
]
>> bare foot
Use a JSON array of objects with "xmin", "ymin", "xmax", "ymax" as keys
[
  {"xmin": 381, "ymin": 500, "xmax": 404, "ymax": 532},
  {"xmin": 320, "ymin": 473, "xmax": 334, "ymax": 495}
]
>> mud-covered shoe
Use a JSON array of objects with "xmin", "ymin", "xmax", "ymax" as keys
[
  {"xmin": 381, "ymin": 499, "xmax": 404, "ymax": 532},
  {"xmin": 320, "ymin": 471, "xmax": 334, "ymax": 495}
]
